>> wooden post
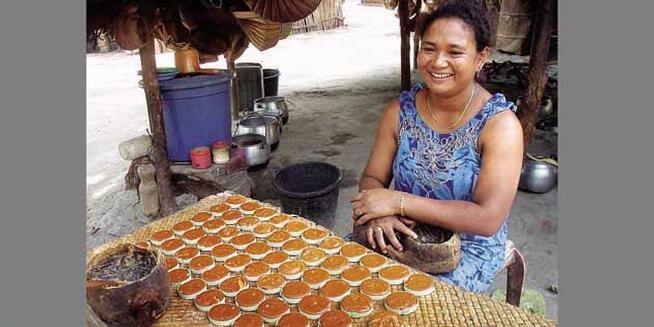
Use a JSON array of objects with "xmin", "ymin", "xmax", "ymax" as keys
[
  {"xmin": 227, "ymin": 59, "xmax": 239, "ymax": 122},
  {"xmin": 138, "ymin": 0, "xmax": 177, "ymax": 216},
  {"xmin": 517, "ymin": 0, "xmax": 554, "ymax": 149},
  {"xmin": 399, "ymin": 0, "xmax": 411, "ymax": 91}
]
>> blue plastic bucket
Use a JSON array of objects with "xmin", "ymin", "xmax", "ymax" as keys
[{"xmin": 159, "ymin": 73, "xmax": 232, "ymax": 162}]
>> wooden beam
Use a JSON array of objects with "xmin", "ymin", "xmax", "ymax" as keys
[
  {"xmin": 399, "ymin": 0, "xmax": 411, "ymax": 91},
  {"xmin": 138, "ymin": 0, "xmax": 177, "ymax": 216},
  {"xmin": 517, "ymin": 0, "xmax": 555, "ymax": 149}
]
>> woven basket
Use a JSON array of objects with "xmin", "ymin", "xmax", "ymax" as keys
[
  {"xmin": 244, "ymin": 0, "xmax": 321, "ymax": 23},
  {"xmin": 233, "ymin": 11, "xmax": 284, "ymax": 51}
]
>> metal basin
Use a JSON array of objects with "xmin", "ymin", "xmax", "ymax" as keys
[
  {"xmin": 253, "ymin": 96, "xmax": 289, "ymax": 125},
  {"xmin": 232, "ymin": 134, "xmax": 270, "ymax": 167},
  {"xmin": 519, "ymin": 157, "xmax": 558, "ymax": 193},
  {"xmin": 235, "ymin": 113, "xmax": 281, "ymax": 150}
]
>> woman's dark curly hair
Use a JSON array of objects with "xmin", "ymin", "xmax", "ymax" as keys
[{"xmin": 420, "ymin": 1, "xmax": 492, "ymax": 52}]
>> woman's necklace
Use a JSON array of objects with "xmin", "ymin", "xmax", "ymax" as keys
[{"xmin": 426, "ymin": 83, "xmax": 476, "ymax": 129}]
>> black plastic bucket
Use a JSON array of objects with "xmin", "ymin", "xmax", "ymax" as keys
[
  {"xmin": 235, "ymin": 62, "xmax": 264, "ymax": 112},
  {"xmin": 273, "ymin": 162, "xmax": 343, "ymax": 230},
  {"xmin": 263, "ymin": 68, "xmax": 280, "ymax": 97}
]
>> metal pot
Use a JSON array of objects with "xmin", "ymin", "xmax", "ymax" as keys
[
  {"xmin": 519, "ymin": 154, "xmax": 558, "ymax": 193},
  {"xmin": 253, "ymin": 96, "xmax": 289, "ymax": 125},
  {"xmin": 232, "ymin": 134, "xmax": 270, "ymax": 167},
  {"xmin": 235, "ymin": 113, "xmax": 281, "ymax": 149}
]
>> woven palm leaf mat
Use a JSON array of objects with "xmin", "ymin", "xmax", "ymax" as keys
[{"xmin": 87, "ymin": 192, "xmax": 557, "ymax": 327}]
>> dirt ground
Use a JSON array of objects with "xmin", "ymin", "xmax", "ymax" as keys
[{"xmin": 86, "ymin": 0, "xmax": 558, "ymax": 320}]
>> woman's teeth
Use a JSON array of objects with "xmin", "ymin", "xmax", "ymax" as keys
[{"xmin": 430, "ymin": 72, "xmax": 453, "ymax": 79}]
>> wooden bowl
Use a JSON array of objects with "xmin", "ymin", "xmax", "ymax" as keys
[{"xmin": 86, "ymin": 243, "xmax": 171, "ymax": 327}]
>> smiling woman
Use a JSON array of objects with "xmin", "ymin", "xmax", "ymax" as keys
[{"xmin": 350, "ymin": 1, "xmax": 523, "ymax": 294}]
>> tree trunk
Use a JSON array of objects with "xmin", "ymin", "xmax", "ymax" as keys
[
  {"xmin": 517, "ymin": 0, "xmax": 554, "ymax": 149},
  {"xmin": 138, "ymin": 0, "xmax": 177, "ymax": 216},
  {"xmin": 399, "ymin": 0, "xmax": 411, "ymax": 91}
]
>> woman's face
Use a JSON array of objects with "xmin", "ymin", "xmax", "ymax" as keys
[{"xmin": 418, "ymin": 17, "xmax": 488, "ymax": 97}]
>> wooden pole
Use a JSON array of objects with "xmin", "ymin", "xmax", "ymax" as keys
[
  {"xmin": 517, "ymin": 0, "xmax": 554, "ymax": 149},
  {"xmin": 138, "ymin": 0, "xmax": 177, "ymax": 216},
  {"xmin": 399, "ymin": 0, "xmax": 411, "ymax": 91}
]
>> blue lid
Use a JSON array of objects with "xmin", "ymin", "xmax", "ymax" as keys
[{"xmin": 159, "ymin": 73, "xmax": 231, "ymax": 91}]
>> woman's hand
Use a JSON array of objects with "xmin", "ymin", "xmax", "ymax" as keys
[
  {"xmin": 366, "ymin": 215, "xmax": 418, "ymax": 254},
  {"xmin": 351, "ymin": 189, "xmax": 402, "ymax": 225}
]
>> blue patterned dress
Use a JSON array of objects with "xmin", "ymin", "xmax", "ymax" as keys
[{"xmin": 393, "ymin": 84, "xmax": 517, "ymax": 293}]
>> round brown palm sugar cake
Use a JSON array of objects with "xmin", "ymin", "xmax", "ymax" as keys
[
  {"xmin": 301, "ymin": 227, "xmax": 329, "ymax": 244},
  {"xmin": 340, "ymin": 293, "xmax": 373, "ymax": 318},
  {"xmin": 261, "ymin": 250, "xmax": 288, "ymax": 269},
  {"xmin": 149, "ymin": 229, "xmax": 174, "ymax": 246},
  {"xmin": 225, "ymin": 194, "xmax": 247, "ymax": 207},
  {"xmin": 239, "ymin": 201, "xmax": 261, "ymax": 214},
  {"xmin": 235, "ymin": 288, "xmax": 266, "ymax": 311},
  {"xmin": 266, "ymin": 230, "xmax": 292, "ymax": 248},
  {"xmin": 230, "ymin": 233, "xmax": 256, "ymax": 250},
  {"xmin": 219, "ymin": 275, "xmax": 249, "ymax": 297},
  {"xmin": 191, "ymin": 211, "xmax": 213, "ymax": 226},
  {"xmin": 403, "ymin": 273, "xmax": 435, "ymax": 296},
  {"xmin": 189, "ymin": 254, "xmax": 215, "ymax": 275},
  {"xmin": 245, "ymin": 241, "xmax": 270, "ymax": 259},
  {"xmin": 201, "ymin": 264, "xmax": 230, "ymax": 286},
  {"xmin": 277, "ymin": 312, "xmax": 309, "ymax": 327},
  {"xmin": 209, "ymin": 203, "xmax": 230, "ymax": 215},
  {"xmin": 243, "ymin": 261, "xmax": 270, "ymax": 282},
  {"xmin": 160, "ymin": 238, "xmax": 185, "ymax": 256},
  {"xmin": 298, "ymin": 294, "xmax": 331, "ymax": 320},
  {"xmin": 253, "ymin": 222, "xmax": 275, "ymax": 238},
  {"xmin": 269, "ymin": 213, "xmax": 291, "ymax": 227},
  {"xmin": 278, "ymin": 260, "xmax": 307, "ymax": 280},
  {"xmin": 177, "ymin": 278, "xmax": 206, "ymax": 300},
  {"xmin": 256, "ymin": 273, "xmax": 285, "ymax": 294},
  {"xmin": 283, "ymin": 219, "xmax": 310, "ymax": 237},
  {"xmin": 164, "ymin": 257, "xmax": 179, "ymax": 271},
  {"xmin": 236, "ymin": 216, "xmax": 260, "ymax": 231},
  {"xmin": 168, "ymin": 267, "xmax": 191, "ymax": 287},
  {"xmin": 384, "ymin": 291, "xmax": 418, "ymax": 315},
  {"xmin": 341, "ymin": 265, "xmax": 372, "ymax": 287},
  {"xmin": 197, "ymin": 234, "xmax": 222, "ymax": 252},
  {"xmin": 360, "ymin": 278, "xmax": 392, "ymax": 301},
  {"xmin": 174, "ymin": 246, "xmax": 200, "ymax": 264},
  {"xmin": 319, "ymin": 310, "xmax": 353, "ymax": 327},
  {"xmin": 340, "ymin": 242, "xmax": 367, "ymax": 262},
  {"xmin": 211, "ymin": 243, "xmax": 237, "ymax": 261},
  {"xmin": 302, "ymin": 267, "xmax": 330, "ymax": 289},
  {"xmin": 300, "ymin": 247, "xmax": 327, "ymax": 266},
  {"xmin": 319, "ymin": 236, "xmax": 345, "ymax": 255},
  {"xmin": 319, "ymin": 279, "xmax": 351, "ymax": 302},
  {"xmin": 202, "ymin": 218, "xmax": 226, "ymax": 233},
  {"xmin": 181, "ymin": 227, "xmax": 206, "ymax": 245},
  {"xmin": 208, "ymin": 303, "xmax": 241, "ymax": 326},
  {"xmin": 224, "ymin": 253, "xmax": 252, "ymax": 273},
  {"xmin": 221, "ymin": 209, "xmax": 244, "ymax": 225},
  {"xmin": 320, "ymin": 255, "xmax": 349, "ymax": 275},
  {"xmin": 172, "ymin": 220, "xmax": 194, "ymax": 236},
  {"xmin": 232, "ymin": 312, "xmax": 264, "ymax": 327},
  {"xmin": 281, "ymin": 238, "xmax": 308, "ymax": 256},
  {"xmin": 216, "ymin": 226, "xmax": 240, "ymax": 241},
  {"xmin": 194, "ymin": 288, "xmax": 225, "ymax": 312},
  {"xmin": 378, "ymin": 265, "xmax": 410, "ymax": 285},
  {"xmin": 360, "ymin": 253, "xmax": 388, "ymax": 273},
  {"xmin": 281, "ymin": 280, "xmax": 311, "ymax": 304},
  {"xmin": 257, "ymin": 298, "xmax": 289, "ymax": 324},
  {"xmin": 253, "ymin": 207, "xmax": 277, "ymax": 221}
]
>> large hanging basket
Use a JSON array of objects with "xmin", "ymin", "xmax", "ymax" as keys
[
  {"xmin": 233, "ymin": 11, "xmax": 285, "ymax": 51},
  {"xmin": 244, "ymin": 0, "xmax": 321, "ymax": 23}
]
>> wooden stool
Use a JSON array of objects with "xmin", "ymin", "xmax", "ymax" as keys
[{"xmin": 499, "ymin": 239, "xmax": 525, "ymax": 307}]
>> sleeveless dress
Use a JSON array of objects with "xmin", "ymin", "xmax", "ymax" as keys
[{"xmin": 393, "ymin": 84, "xmax": 517, "ymax": 293}]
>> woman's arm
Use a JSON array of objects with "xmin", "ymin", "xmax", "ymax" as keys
[{"xmin": 354, "ymin": 110, "xmax": 523, "ymax": 237}]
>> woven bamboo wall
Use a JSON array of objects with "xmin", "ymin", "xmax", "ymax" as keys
[{"xmin": 291, "ymin": 0, "xmax": 345, "ymax": 34}]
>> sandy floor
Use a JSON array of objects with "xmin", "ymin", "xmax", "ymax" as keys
[{"xmin": 86, "ymin": 0, "xmax": 558, "ymax": 320}]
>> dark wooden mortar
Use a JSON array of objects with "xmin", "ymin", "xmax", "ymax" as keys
[{"xmin": 86, "ymin": 243, "xmax": 171, "ymax": 327}]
